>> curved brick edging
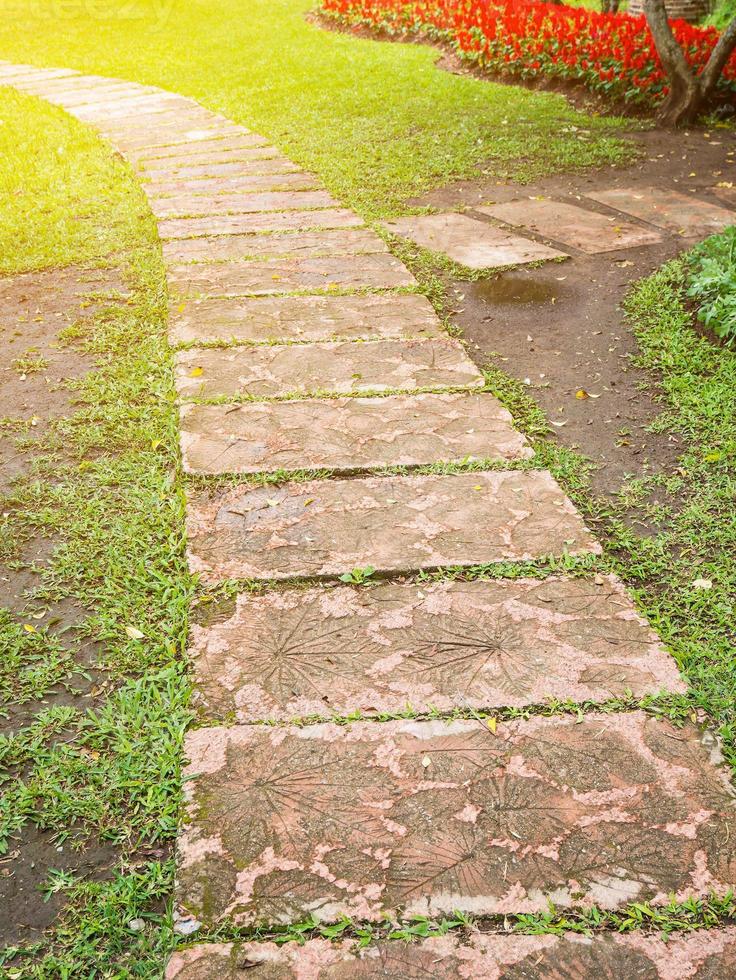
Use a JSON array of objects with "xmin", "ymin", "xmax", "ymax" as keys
[{"xmin": 2, "ymin": 61, "xmax": 734, "ymax": 977}]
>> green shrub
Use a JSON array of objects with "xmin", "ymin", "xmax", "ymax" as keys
[{"xmin": 687, "ymin": 225, "xmax": 736, "ymax": 344}]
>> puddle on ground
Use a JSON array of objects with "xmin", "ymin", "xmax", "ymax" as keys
[{"xmin": 472, "ymin": 273, "xmax": 566, "ymax": 305}]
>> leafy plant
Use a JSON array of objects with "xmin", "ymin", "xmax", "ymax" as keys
[
  {"xmin": 687, "ymin": 226, "xmax": 736, "ymax": 344},
  {"xmin": 339, "ymin": 565, "xmax": 376, "ymax": 584}
]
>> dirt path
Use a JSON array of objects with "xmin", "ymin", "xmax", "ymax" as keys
[{"xmin": 2, "ymin": 61, "xmax": 735, "ymax": 977}]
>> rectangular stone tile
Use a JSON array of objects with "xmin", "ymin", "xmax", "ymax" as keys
[
  {"xmin": 188, "ymin": 575, "xmax": 682, "ymax": 722},
  {"xmin": 586, "ymin": 186, "xmax": 735, "ymax": 236},
  {"xmin": 175, "ymin": 338, "xmax": 481, "ymax": 399},
  {"xmin": 163, "ymin": 229, "xmax": 386, "ymax": 265},
  {"xmin": 146, "ymin": 172, "xmax": 318, "ymax": 196},
  {"xmin": 134, "ymin": 134, "xmax": 274, "ymax": 163},
  {"xmin": 168, "ymin": 254, "xmax": 414, "ymax": 296},
  {"xmin": 186, "ymin": 470, "xmax": 600, "ymax": 583},
  {"xmin": 176, "ymin": 712, "xmax": 736, "ymax": 925},
  {"xmin": 150, "ymin": 190, "xmax": 337, "ymax": 218},
  {"xmin": 107, "ymin": 122, "xmax": 259, "ymax": 154},
  {"xmin": 0, "ymin": 67, "xmax": 77, "ymax": 84},
  {"xmin": 180, "ymin": 391, "xmax": 529, "ymax": 474},
  {"xmin": 166, "ymin": 931, "xmax": 736, "ymax": 979},
  {"xmin": 43, "ymin": 84, "xmax": 150, "ymax": 106},
  {"xmin": 477, "ymin": 199, "xmax": 663, "ymax": 253},
  {"xmin": 158, "ymin": 208, "xmax": 362, "ymax": 239},
  {"xmin": 143, "ymin": 158, "xmax": 300, "ymax": 181},
  {"xmin": 169, "ymin": 293, "xmax": 441, "ymax": 344},
  {"xmin": 70, "ymin": 94, "xmax": 186, "ymax": 121},
  {"xmin": 384, "ymin": 212, "xmax": 567, "ymax": 268}
]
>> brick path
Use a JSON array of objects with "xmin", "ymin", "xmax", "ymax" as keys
[{"xmin": 3, "ymin": 61, "xmax": 735, "ymax": 977}]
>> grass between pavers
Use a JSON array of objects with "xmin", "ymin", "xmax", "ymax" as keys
[
  {"xmin": 1, "ymin": 58, "xmax": 735, "ymax": 978},
  {"xmin": 0, "ymin": 0, "xmax": 631, "ymax": 217},
  {"xmin": 0, "ymin": 90, "xmax": 191, "ymax": 974}
]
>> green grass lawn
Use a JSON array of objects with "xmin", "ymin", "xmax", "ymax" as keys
[
  {"xmin": 0, "ymin": 88, "xmax": 189, "ymax": 977},
  {"xmin": 0, "ymin": 0, "xmax": 629, "ymax": 217}
]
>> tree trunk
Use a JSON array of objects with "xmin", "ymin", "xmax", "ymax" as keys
[
  {"xmin": 644, "ymin": 0, "xmax": 736, "ymax": 126},
  {"xmin": 601, "ymin": 0, "xmax": 621, "ymax": 13}
]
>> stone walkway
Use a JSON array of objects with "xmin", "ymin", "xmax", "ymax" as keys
[{"xmin": 3, "ymin": 61, "xmax": 735, "ymax": 977}]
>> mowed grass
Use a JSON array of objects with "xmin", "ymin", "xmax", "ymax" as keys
[
  {"xmin": 0, "ymin": 87, "xmax": 152, "ymax": 272},
  {"xmin": 0, "ymin": 89, "xmax": 189, "ymax": 975},
  {"xmin": 0, "ymin": 0, "xmax": 630, "ymax": 216}
]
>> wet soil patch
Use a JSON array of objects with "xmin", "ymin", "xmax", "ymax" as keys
[
  {"xmin": 0, "ymin": 264, "xmax": 127, "ymax": 943},
  {"xmin": 0, "ymin": 827, "xmax": 118, "ymax": 948},
  {"xmin": 413, "ymin": 131, "xmax": 736, "ymax": 496}
]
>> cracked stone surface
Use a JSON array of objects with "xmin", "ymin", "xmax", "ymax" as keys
[
  {"xmin": 175, "ymin": 338, "xmax": 482, "ymax": 399},
  {"xmin": 150, "ymin": 189, "xmax": 337, "ymax": 218},
  {"xmin": 162, "ymin": 229, "xmax": 386, "ymax": 264},
  {"xmin": 169, "ymin": 293, "xmax": 441, "ymax": 344},
  {"xmin": 168, "ymin": 253, "xmax": 415, "ymax": 295},
  {"xmin": 586, "ymin": 187, "xmax": 735, "ymax": 237},
  {"xmin": 179, "ymin": 392, "xmax": 529, "ymax": 474},
  {"xmin": 477, "ymin": 199, "xmax": 663, "ymax": 253},
  {"xmin": 186, "ymin": 470, "xmax": 600, "ymax": 583},
  {"xmin": 141, "ymin": 156, "xmax": 298, "ymax": 179},
  {"xmin": 176, "ymin": 712, "xmax": 736, "ymax": 925},
  {"xmin": 146, "ymin": 171, "xmax": 319, "ymax": 196},
  {"xmin": 383, "ymin": 213, "xmax": 567, "ymax": 268},
  {"xmin": 158, "ymin": 208, "xmax": 363, "ymax": 239},
  {"xmin": 166, "ymin": 930, "xmax": 736, "ymax": 979},
  {"xmin": 188, "ymin": 575, "xmax": 683, "ymax": 722},
  {"xmin": 135, "ymin": 135, "xmax": 277, "ymax": 163}
]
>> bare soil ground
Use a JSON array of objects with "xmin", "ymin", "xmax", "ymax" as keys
[{"xmin": 413, "ymin": 129, "xmax": 736, "ymax": 494}]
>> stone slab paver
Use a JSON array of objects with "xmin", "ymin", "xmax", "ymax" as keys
[
  {"xmin": 168, "ymin": 254, "xmax": 415, "ymax": 296},
  {"xmin": 162, "ymin": 229, "xmax": 387, "ymax": 264},
  {"xmin": 176, "ymin": 712, "xmax": 736, "ymax": 925},
  {"xmin": 150, "ymin": 189, "xmax": 337, "ymax": 218},
  {"xmin": 144, "ymin": 158, "xmax": 301, "ymax": 180},
  {"xmin": 175, "ymin": 338, "xmax": 482, "ymax": 399},
  {"xmin": 158, "ymin": 209, "xmax": 363, "ymax": 239},
  {"xmin": 384, "ymin": 212, "xmax": 567, "ymax": 268},
  {"xmin": 586, "ymin": 186, "xmax": 736, "ymax": 236},
  {"xmin": 188, "ymin": 575, "xmax": 682, "ymax": 721},
  {"xmin": 169, "ymin": 293, "xmax": 441, "ymax": 344},
  {"xmin": 166, "ymin": 930, "xmax": 736, "ymax": 979},
  {"xmin": 477, "ymin": 199, "xmax": 663, "ymax": 253},
  {"xmin": 140, "ymin": 153, "xmax": 287, "ymax": 178},
  {"xmin": 135, "ymin": 135, "xmax": 275, "ymax": 164},
  {"xmin": 179, "ymin": 391, "xmax": 530, "ymax": 474},
  {"xmin": 146, "ymin": 172, "xmax": 319, "ymax": 196},
  {"xmin": 186, "ymin": 470, "xmax": 600, "ymax": 583}
]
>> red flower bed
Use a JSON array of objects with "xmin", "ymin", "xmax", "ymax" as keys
[{"xmin": 320, "ymin": 0, "xmax": 736, "ymax": 107}]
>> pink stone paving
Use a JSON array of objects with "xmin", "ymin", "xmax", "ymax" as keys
[
  {"xmin": 150, "ymin": 189, "xmax": 338, "ymax": 218},
  {"xmin": 14, "ymin": 62, "xmax": 735, "ymax": 975},
  {"xmin": 384, "ymin": 212, "xmax": 567, "ymax": 268},
  {"xmin": 176, "ymin": 712, "xmax": 736, "ymax": 925},
  {"xmin": 188, "ymin": 575, "xmax": 683, "ymax": 721},
  {"xmin": 586, "ymin": 186, "xmax": 735, "ymax": 237},
  {"xmin": 174, "ymin": 339, "xmax": 482, "ymax": 399},
  {"xmin": 477, "ymin": 199, "xmax": 663, "ymax": 253},
  {"xmin": 162, "ymin": 229, "xmax": 387, "ymax": 264},
  {"xmin": 147, "ymin": 171, "xmax": 319, "ymax": 196},
  {"xmin": 185, "ymin": 470, "xmax": 600, "ymax": 583},
  {"xmin": 167, "ymin": 253, "xmax": 414, "ymax": 295},
  {"xmin": 166, "ymin": 930, "xmax": 736, "ymax": 979},
  {"xmin": 142, "ymin": 157, "xmax": 297, "ymax": 179},
  {"xmin": 158, "ymin": 208, "xmax": 362, "ymax": 239},
  {"xmin": 168, "ymin": 293, "xmax": 441, "ymax": 345},
  {"xmin": 179, "ymin": 391, "xmax": 529, "ymax": 474}
]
